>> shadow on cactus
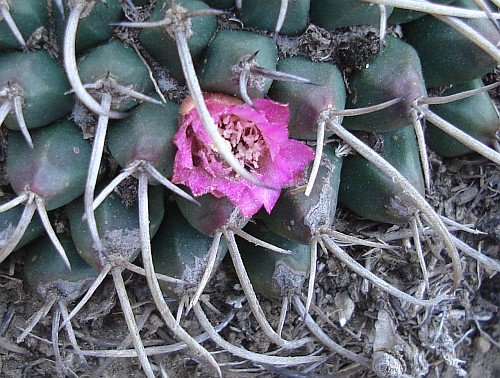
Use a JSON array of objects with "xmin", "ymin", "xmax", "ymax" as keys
[
  {"xmin": 2, "ymin": 121, "xmax": 91, "ymax": 269},
  {"xmin": 20, "ymin": 234, "xmax": 99, "ymax": 376}
]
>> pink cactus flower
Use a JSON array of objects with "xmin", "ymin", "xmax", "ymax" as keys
[{"xmin": 172, "ymin": 93, "xmax": 315, "ymax": 218}]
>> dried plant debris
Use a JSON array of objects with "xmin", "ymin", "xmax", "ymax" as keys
[{"xmin": 299, "ymin": 24, "xmax": 381, "ymax": 71}]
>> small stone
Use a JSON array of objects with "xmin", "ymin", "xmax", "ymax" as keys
[{"xmin": 476, "ymin": 334, "xmax": 491, "ymax": 354}]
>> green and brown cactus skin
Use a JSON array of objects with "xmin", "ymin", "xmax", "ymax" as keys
[
  {"xmin": 426, "ymin": 78, "xmax": 499, "ymax": 157},
  {"xmin": 404, "ymin": 0, "xmax": 500, "ymax": 87},
  {"xmin": 339, "ymin": 124, "xmax": 425, "ymax": 224}
]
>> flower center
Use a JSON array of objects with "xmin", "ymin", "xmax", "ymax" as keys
[
  {"xmin": 217, "ymin": 114, "xmax": 267, "ymax": 171},
  {"xmin": 189, "ymin": 113, "xmax": 267, "ymax": 175}
]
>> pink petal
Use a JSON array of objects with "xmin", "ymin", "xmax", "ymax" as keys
[
  {"xmin": 172, "ymin": 93, "xmax": 315, "ymax": 219},
  {"xmin": 253, "ymin": 98, "xmax": 290, "ymax": 126}
]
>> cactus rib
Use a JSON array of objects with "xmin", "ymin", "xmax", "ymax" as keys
[
  {"xmin": 224, "ymin": 228, "xmax": 314, "ymax": 349},
  {"xmin": 0, "ymin": 1, "xmax": 27, "ymax": 49},
  {"xmin": 418, "ymin": 106, "xmax": 500, "ymax": 164},
  {"xmin": 326, "ymin": 120, "xmax": 463, "ymax": 290},
  {"xmin": 63, "ymin": 2, "xmax": 128, "ymax": 119}
]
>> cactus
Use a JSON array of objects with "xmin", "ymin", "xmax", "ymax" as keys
[
  {"xmin": 426, "ymin": 78, "xmax": 500, "ymax": 157},
  {"xmin": 0, "ymin": 50, "xmax": 74, "ymax": 147},
  {"xmin": 21, "ymin": 234, "xmax": 99, "ymax": 375},
  {"xmin": 0, "ymin": 1, "xmax": 499, "ymax": 377},
  {"xmin": 239, "ymin": 0, "xmax": 310, "ymax": 36},
  {"xmin": 404, "ymin": 0, "xmax": 500, "ymax": 87},
  {"xmin": 339, "ymin": 125, "xmax": 425, "ymax": 224},
  {"xmin": 237, "ymin": 220, "xmax": 374, "ymax": 370},
  {"xmin": 139, "ymin": 0, "xmax": 218, "ymax": 83},
  {"xmin": 0, "ymin": 0, "xmax": 49, "ymax": 50}
]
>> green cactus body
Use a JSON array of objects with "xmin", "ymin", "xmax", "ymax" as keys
[
  {"xmin": 198, "ymin": 29, "xmax": 278, "ymax": 98},
  {"xmin": 310, "ymin": 0, "xmax": 393, "ymax": 29},
  {"xmin": 151, "ymin": 203, "xmax": 228, "ymax": 299},
  {"xmin": 67, "ymin": 186, "xmax": 165, "ymax": 270},
  {"xmin": 426, "ymin": 79, "xmax": 500, "ymax": 158},
  {"xmin": 238, "ymin": 221, "xmax": 310, "ymax": 300},
  {"xmin": 0, "ymin": 0, "xmax": 48, "ymax": 50},
  {"xmin": 24, "ymin": 234, "xmax": 99, "ymax": 301},
  {"xmin": 262, "ymin": 145, "xmax": 343, "ymax": 244},
  {"xmin": 176, "ymin": 191, "xmax": 246, "ymax": 236},
  {"xmin": 139, "ymin": 0, "xmax": 217, "ymax": 84},
  {"xmin": 0, "ymin": 50, "xmax": 73, "ymax": 130},
  {"xmin": 339, "ymin": 125, "xmax": 425, "ymax": 224},
  {"xmin": 404, "ymin": 0, "xmax": 500, "ymax": 87},
  {"xmin": 268, "ymin": 56, "xmax": 346, "ymax": 140},
  {"xmin": 77, "ymin": 39, "xmax": 154, "ymax": 111},
  {"xmin": 203, "ymin": 0, "xmax": 235, "ymax": 8},
  {"xmin": 343, "ymin": 36, "xmax": 426, "ymax": 133},
  {"xmin": 240, "ymin": 0, "xmax": 310, "ymax": 36},
  {"xmin": 54, "ymin": 0, "xmax": 123, "ymax": 54},
  {"xmin": 388, "ymin": 0, "xmax": 453, "ymax": 25},
  {"xmin": 0, "ymin": 197, "xmax": 44, "ymax": 250},
  {"xmin": 7, "ymin": 120, "xmax": 91, "ymax": 210},
  {"xmin": 128, "ymin": 0, "xmax": 151, "ymax": 6},
  {"xmin": 108, "ymin": 98, "xmax": 180, "ymax": 179}
]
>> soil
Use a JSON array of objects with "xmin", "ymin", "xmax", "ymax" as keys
[{"xmin": 0, "ymin": 1, "xmax": 499, "ymax": 378}]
